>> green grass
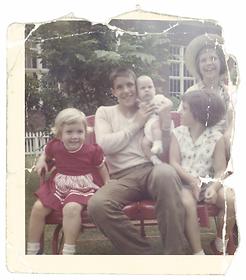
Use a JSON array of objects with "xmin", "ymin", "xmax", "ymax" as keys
[{"xmin": 25, "ymin": 155, "xmax": 217, "ymax": 255}]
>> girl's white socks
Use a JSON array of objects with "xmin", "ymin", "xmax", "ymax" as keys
[
  {"xmin": 194, "ymin": 250, "xmax": 205, "ymax": 255},
  {"xmin": 62, "ymin": 244, "xmax": 76, "ymax": 255},
  {"xmin": 215, "ymin": 237, "xmax": 229, "ymax": 252},
  {"xmin": 27, "ymin": 242, "xmax": 40, "ymax": 255}
]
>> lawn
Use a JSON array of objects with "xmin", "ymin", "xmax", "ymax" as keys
[{"xmin": 25, "ymin": 155, "xmax": 218, "ymax": 255}]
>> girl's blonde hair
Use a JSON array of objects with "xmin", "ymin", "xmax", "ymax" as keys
[{"xmin": 52, "ymin": 108, "xmax": 87, "ymax": 138}]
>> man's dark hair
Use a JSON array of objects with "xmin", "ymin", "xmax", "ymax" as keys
[{"xmin": 109, "ymin": 67, "xmax": 137, "ymax": 89}]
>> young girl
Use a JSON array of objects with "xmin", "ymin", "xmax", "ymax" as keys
[
  {"xmin": 27, "ymin": 108, "xmax": 109, "ymax": 255},
  {"xmin": 169, "ymin": 90, "xmax": 236, "ymax": 255}
]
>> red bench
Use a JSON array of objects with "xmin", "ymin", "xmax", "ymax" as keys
[{"xmin": 41, "ymin": 112, "xmax": 238, "ymax": 254}]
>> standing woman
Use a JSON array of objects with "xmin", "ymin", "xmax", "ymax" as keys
[{"xmin": 183, "ymin": 33, "xmax": 234, "ymax": 159}]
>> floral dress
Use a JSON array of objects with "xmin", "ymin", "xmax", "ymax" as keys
[{"xmin": 173, "ymin": 125, "xmax": 223, "ymax": 178}]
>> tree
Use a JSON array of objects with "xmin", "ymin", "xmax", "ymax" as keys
[
  {"xmin": 25, "ymin": 21, "xmax": 170, "ymax": 129},
  {"xmin": 25, "ymin": 74, "xmax": 42, "ymax": 130}
]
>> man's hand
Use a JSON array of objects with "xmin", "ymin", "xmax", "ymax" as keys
[
  {"xmin": 157, "ymin": 98, "xmax": 173, "ymax": 114},
  {"xmin": 156, "ymin": 98, "xmax": 173, "ymax": 131},
  {"xmin": 134, "ymin": 102, "xmax": 156, "ymax": 128}
]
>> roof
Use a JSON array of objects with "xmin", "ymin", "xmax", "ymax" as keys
[{"xmin": 110, "ymin": 8, "xmax": 216, "ymax": 23}]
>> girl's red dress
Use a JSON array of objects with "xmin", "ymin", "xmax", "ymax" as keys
[{"xmin": 35, "ymin": 139, "xmax": 104, "ymax": 210}]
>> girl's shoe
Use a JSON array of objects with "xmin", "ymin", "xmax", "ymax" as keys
[
  {"xmin": 210, "ymin": 240, "xmax": 227, "ymax": 255},
  {"xmin": 36, "ymin": 249, "xmax": 44, "ymax": 255}
]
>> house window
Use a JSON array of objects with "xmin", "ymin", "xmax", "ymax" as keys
[
  {"xmin": 169, "ymin": 46, "xmax": 196, "ymax": 96},
  {"xmin": 32, "ymin": 57, "xmax": 37, "ymax": 68},
  {"xmin": 41, "ymin": 59, "xmax": 47, "ymax": 69}
]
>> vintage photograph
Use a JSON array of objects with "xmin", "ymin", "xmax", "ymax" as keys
[
  {"xmin": 24, "ymin": 7, "xmax": 239, "ymax": 258},
  {"xmin": 6, "ymin": 1, "xmax": 245, "ymax": 276}
]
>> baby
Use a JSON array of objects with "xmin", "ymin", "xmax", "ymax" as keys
[{"xmin": 136, "ymin": 75, "xmax": 173, "ymax": 164}]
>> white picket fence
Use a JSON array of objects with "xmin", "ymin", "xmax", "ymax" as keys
[{"xmin": 25, "ymin": 131, "xmax": 50, "ymax": 155}]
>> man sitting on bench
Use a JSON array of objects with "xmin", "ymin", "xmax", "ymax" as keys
[{"xmin": 88, "ymin": 67, "xmax": 187, "ymax": 255}]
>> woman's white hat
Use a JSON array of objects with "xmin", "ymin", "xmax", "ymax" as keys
[{"xmin": 185, "ymin": 33, "xmax": 224, "ymax": 78}]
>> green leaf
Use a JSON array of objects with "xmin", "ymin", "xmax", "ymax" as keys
[
  {"xmin": 75, "ymin": 54, "xmax": 86, "ymax": 62},
  {"xmin": 94, "ymin": 50, "xmax": 121, "ymax": 61},
  {"xmin": 129, "ymin": 52, "xmax": 156, "ymax": 64}
]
